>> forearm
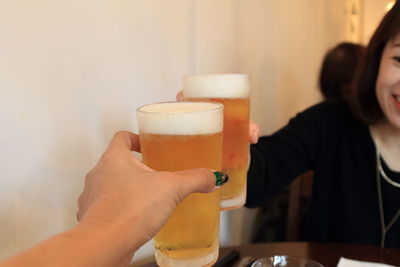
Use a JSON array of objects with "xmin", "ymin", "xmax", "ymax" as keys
[{"xmin": 0, "ymin": 220, "xmax": 140, "ymax": 267}]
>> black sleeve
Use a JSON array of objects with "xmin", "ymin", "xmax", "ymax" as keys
[{"xmin": 245, "ymin": 104, "xmax": 324, "ymax": 208}]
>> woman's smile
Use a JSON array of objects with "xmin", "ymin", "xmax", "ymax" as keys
[{"xmin": 376, "ymin": 34, "xmax": 400, "ymax": 128}]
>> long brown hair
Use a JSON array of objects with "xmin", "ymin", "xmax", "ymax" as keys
[{"xmin": 347, "ymin": 2, "xmax": 400, "ymax": 124}]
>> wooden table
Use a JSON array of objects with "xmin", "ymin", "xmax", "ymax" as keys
[{"xmin": 140, "ymin": 242, "xmax": 400, "ymax": 267}]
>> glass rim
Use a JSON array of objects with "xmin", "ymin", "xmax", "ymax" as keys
[
  {"xmin": 136, "ymin": 101, "xmax": 224, "ymax": 115},
  {"xmin": 252, "ymin": 255, "xmax": 324, "ymax": 267},
  {"xmin": 183, "ymin": 73, "xmax": 249, "ymax": 79}
]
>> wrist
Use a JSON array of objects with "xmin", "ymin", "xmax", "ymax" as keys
[
  {"xmin": 76, "ymin": 215, "xmax": 142, "ymax": 251},
  {"xmin": 71, "ymin": 215, "xmax": 143, "ymax": 266}
]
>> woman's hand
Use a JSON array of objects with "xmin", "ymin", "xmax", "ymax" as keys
[{"xmin": 249, "ymin": 120, "xmax": 260, "ymax": 144}]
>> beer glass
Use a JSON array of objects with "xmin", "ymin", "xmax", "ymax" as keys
[
  {"xmin": 251, "ymin": 256, "xmax": 324, "ymax": 267},
  {"xmin": 183, "ymin": 74, "xmax": 250, "ymax": 210},
  {"xmin": 137, "ymin": 101, "xmax": 224, "ymax": 267}
]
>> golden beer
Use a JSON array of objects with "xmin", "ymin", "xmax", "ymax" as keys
[
  {"xmin": 183, "ymin": 74, "xmax": 250, "ymax": 210},
  {"xmin": 137, "ymin": 102, "xmax": 223, "ymax": 267}
]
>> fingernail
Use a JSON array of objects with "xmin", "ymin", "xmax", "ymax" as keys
[{"xmin": 214, "ymin": 171, "xmax": 229, "ymax": 186}]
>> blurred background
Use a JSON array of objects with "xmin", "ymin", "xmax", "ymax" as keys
[{"xmin": 0, "ymin": 0, "xmax": 394, "ymax": 265}]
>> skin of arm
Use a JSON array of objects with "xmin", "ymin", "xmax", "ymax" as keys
[{"xmin": 0, "ymin": 131, "xmax": 217, "ymax": 267}]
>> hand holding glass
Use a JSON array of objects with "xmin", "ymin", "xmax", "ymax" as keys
[{"xmin": 137, "ymin": 101, "xmax": 224, "ymax": 267}]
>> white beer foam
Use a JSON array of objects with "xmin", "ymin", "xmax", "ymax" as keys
[
  {"xmin": 137, "ymin": 101, "xmax": 223, "ymax": 135},
  {"xmin": 183, "ymin": 74, "xmax": 250, "ymax": 99}
]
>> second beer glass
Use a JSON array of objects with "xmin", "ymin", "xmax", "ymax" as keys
[
  {"xmin": 137, "ymin": 101, "xmax": 224, "ymax": 267},
  {"xmin": 183, "ymin": 74, "xmax": 250, "ymax": 210}
]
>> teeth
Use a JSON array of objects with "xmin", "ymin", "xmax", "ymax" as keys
[{"xmin": 396, "ymin": 95, "xmax": 400, "ymax": 102}]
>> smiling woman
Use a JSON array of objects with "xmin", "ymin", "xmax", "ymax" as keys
[
  {"xmin": 375, "ymin": 35, "xmax": 400, "ymax": 130},
  {"xmin": 247, "ymin": 1, "xmax": 400, "ymax": 249},
  {"xmin": 350, "ymin": 2, "xmax": 400, "ymax": 172}
]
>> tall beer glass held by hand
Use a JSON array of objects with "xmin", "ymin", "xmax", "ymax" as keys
[
  {"xmin": 137, "ymin": 101, "xmax": 224, "ymax": 267},
  {"xmin": 183, "ymin": 74, "xmax": 250, "ymax": 210}
]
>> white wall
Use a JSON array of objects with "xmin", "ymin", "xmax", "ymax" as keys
[
  {"xmin": 0, "ymin": 0, "xmax": 199, "ymax": 264},
  {"xmin": 361, "ymin": 0, "xmax": 392, "ymax": 44},
  {"xmin": 235, "ymin": 0, "xmax": 352, "ymax": 134},
  {"xmin": 0, "ymin": 0, "xmax": 363, "ymax": 266}
]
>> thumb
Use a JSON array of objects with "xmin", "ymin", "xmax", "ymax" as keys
[
  {"xmin": 172, "ymin": 169, "xmax": 229, "ymax": 196},
  {"xmin": 176, "ymin": 90, "xmax": 184, "ymax": 101},
  {"xmin": 249, "ymin": 120, "xmax": 260, "ymax": 144}
]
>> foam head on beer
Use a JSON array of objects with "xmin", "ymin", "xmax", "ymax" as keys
[
  {"xmin": 183, "ymin": 74, "xmax": 250, "ymax": 99},
  {"xmin": 137, "ymin": 101, "xmax": 223, "ymax": 135}
]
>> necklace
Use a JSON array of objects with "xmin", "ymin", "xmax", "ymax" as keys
[
  {"xmin": 376, "ymin": 153, "xmax": 400, "ymax": 188},
  {"xmin": 375, "ymin": 149, "xmax": 400, "ymax": 248}
]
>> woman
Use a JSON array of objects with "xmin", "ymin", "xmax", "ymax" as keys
[{"xmin": 247, "ymin": 2, "xmax": 400, "ymax": 248}]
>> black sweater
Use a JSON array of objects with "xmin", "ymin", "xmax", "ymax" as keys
[{"xmin": 246, "ymin": 100, "xmax": 400, "ymax": 248}]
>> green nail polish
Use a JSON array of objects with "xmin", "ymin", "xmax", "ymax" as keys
[{"xmin": 214, "ymin": 171, "xmax": 229, "ymax": 186}]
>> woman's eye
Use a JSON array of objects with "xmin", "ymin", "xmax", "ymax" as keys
[{"xmin": 392, "ymin": 56, "xmax": 400, "ymax": 63}]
